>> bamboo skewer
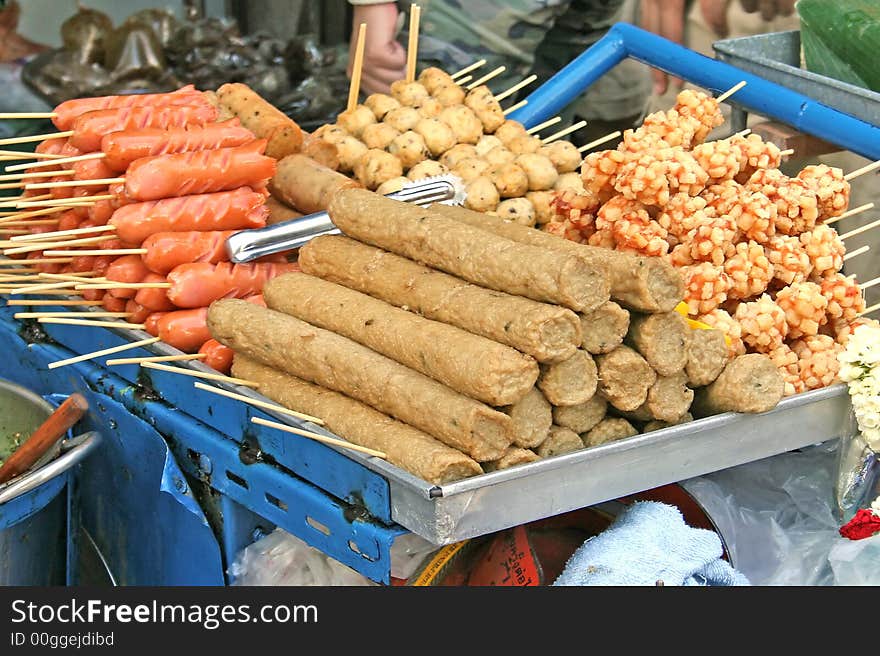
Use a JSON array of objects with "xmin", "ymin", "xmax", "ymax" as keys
[
  {"xmin": 0, "ymin": 131, "xmax": 73, "ymax": 146},
  {"xmin": 0, "ymin": 169, "xmax": 75, "ymax": 182},
  {"xmin": 454, "ymin": 75, "xmax": 473, "ymax": 86},
  {"xmin": 502, "ymin": 99, "xmax": 528, "ymax": 116},
  {"xmin": 0, "ymin": 258, "xmax": 72, "ymax": 265},
  {"xmin": 43, "ymin": 249, "xmax": 146, "ymax": 257},
  {"xmin": 37, "ymin": 318, "xmax": 145, "ymax": 329},
  {"xmin": 106, "ymin": 353, "xmax": 206, "ymax": 366},
  {"xmin": 251, "ymin": 416, "xmax": 386, "ymax": 459},
  {"xmin": 348, "ymin": 23, "xmax": 368, "ymax": 112},
  {"xmin": 0, "ymin": 289, "xmax": 77, "ymax": 296},
  {"xmin": 15, "ymin": 194, "xmax": 114, "ymax": 208},
  {"xmin": 405, "ymin": 4, "xmax": 421, "ymax": 84},
  {"xmin": 542, "ymin": 120, "xmax": 587, "ymax": 144},
  {"xmin": 839, "ymin": 218, "xmax": 880, "ymax": 241},
  {"xmin": 4, "ymin": 234, "xmax": 117, "ymax": 256},
  {"xmin": 0, "ymin": 220, "xmax": 62, "ymax": 227},
  {"xmin": 861, "ymin": 302, "xmax": 880, "ymax": 317},
  {"xmin": 47, "ymin": 336, "xmax": 161, "ymax": 370},
  {"xmin": 15, "ymin": 311, "xmax": 131, "ymax": 319},
  {"xmin": 450, "ymin": 59, "xmax": 486, "ymax": 80},
  {"xmin": 9, "ymin": 224, "xmax": 116, "ymax": 242},
  {"xmin": 38, "ymin": 272, "xmax": 104, "ymax": 282},
  {"xmin": 716, "ymin": 80, "xmax": 747, "ymax": 103},
  {"xmin": 140, "ymin": 361, "xmax": 259, "ymax": 388},
  {"xmin": 844, "ymin": 245, "xmax": 870, "ymax": 261},
  {"xmin": 0, "ymin": 230, "xmax": 29, "ymax": 236},
  {"xmin": 3, "ymin": 152, "xmax": 105, "ymax": 173},
  {"xmin": 0, "ymin": 268, "xmax": 37, "ymax": 274},
  {"xmin": 825, "ymin": 202, "xmax": 874, "ymax": 225},
  {"xmin": 6, "ymin": 299, "xmax": 103, "ymax": 306},
  {"xmin": 859, "ymin": 276, "xmax": 880, "ymax": 291},
  {"xmin": 193, "ymin": 381, "xmax": 325, "ymax": 426},
  {"xmin": 0, "ymin": 207, "xmax": 65, "ymax": 222},
  {"xmin": 844, "ymin": 159, "xmax": 880, "ymax": 181},
  {"xmin": 10, "ymin": 280, "xmax": 81, "ymax": 294},
  {"xmin": 494, "ymin": 75, "xmax": 538, "ymax": 103},
  {"xmin": 779, "ymin": 149, "xmax": 795, "ymax": 157},
  {"xmin": 25, "ymin": 177, "xmax": 124, "ymax": 190},
  {"xmin": 525, "ymin": 116, "xmax": 562, "ymax": 136},
  {"xmin": 0, "ymin": 150, "xmax": 67, "ymax": 160},
  {"xmin": 578, "ymin": 130, "xmax": 622, "ymax": 155},
  {"xmin": 75, "ymin": 281, "xmax": 170, "ymax": 290},
  {"xmin": 733, "ymin": 129, "xmax": 751, "ymax": 138},
  {"xmin": 0, "ymin": 193, "xmax": 53, "ymax": 207},
  {"xmin": 467, "ymin": 66, "xmax": 506, "ymax": 90},
  {"xmin": 0, "ymin": 112, "xmax": 58, "ymax": 120}
]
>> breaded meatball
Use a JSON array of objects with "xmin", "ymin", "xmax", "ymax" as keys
[
  {"xmin": 464, "ymin": 175, "xmax": 500, "ymax": 212},
  {"xmin": 418, "ymin": 66, "xmax": 455, "ymax": 94},
  {"xmin": 476, "ymin": 135, "xmax": 504, "ymax": 157},
  {"xmin": 383, "ymin": 106, "xmax": 421, "ymax": 133},
  {"xmin": 554, "ymin": 171, "xmax": 584, "ymax": 193},
  {"xmin": 416, "ymin": 97, "xmax": 443, "ymax": 119},
  {"xmin": 453, "ymin": 157, "xmax": 491, "ymax": 183},
  {"xmin": 364, "ymin": 93, "xmax": 401, "ymax": 120},
  {"xmin": 488, "ymin": 162, "xmax": 529, "ymax": 198},
  {"xmin": 483, "ymin": 146, "xmax": 516, "ymax": 168},
  {"xmin": 507, "ymin": 135, "xmax": 543, "ymax": 155},
  {"xmin": 335, "ymin": 136, "xmax": 369, "ymax": 173},
  {"xmin": 361, "ymin": 122, "xmax": 401, "ymax": 150},
  {"xmin": 583, "ymin": 418, "xmax": 638, "ymax": 447},
  {"xmin": 336, "ymin": 105, "xmax": 376, "ymax": 138},
  {"xmin": 515, "ymin": 153, "xmax": 559, "ymax": 191},
  {"xmin": 391, "ymin": 80, "xmax": 430, "ymax": 107},
  {"xmin": 465, "ymin": 85, "xmax": 505, "ymax": 133},
  {"xmin": 313, "ymin": 123, "xmax": 348, "ymax": 144},
  {"xmin": 495, "ymin": 119, "xmax": 529, "ymax": 145},
  {"xmin": 495, "ymin": 197, "xmax": 537, "ymax": 226},
  {"xmin": 388, "ymin": 130, "xmax": 429, "ymax": 170},
  {"xmin": 375, "ymin": 176, "xmax": 409, "ymax": 195},
  {"xmin": 407, "ymin": 160, "xmax": 449, "ymax": 181},
  {"xmin": 541, "ymin": 140, "xmax": 582, "ymax": 173},
  {"xmin": 439, "ymin": 105, "xmax": 484, "ymax": 145},
  {"xmin": 432, "ymin": 82, "xmax": 467, "ymax": 107},
  {"xmin": 527, "ymin": 190, "xmax": 557, "ymax": 224},
  {"xmin": 353, "ymin": 148, "xmax": 404, "ymax": 190},
  {"xmin": 439, "ymin": 143, "xmax": 479, "ymax": 169},
  {"xmin": 414, "ymin": 118, "xmax": 456, "ymax": 157}
]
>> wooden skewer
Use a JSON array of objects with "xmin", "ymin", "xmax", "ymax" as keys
[
  {"xmin": 861, "ymin": 301, "xmax": 880, "ymax": 317},
  {"xmin": 733, "ymin": 128, "xmax": 751, "ymax": 138},
  {"xmin": 348, "ymin": 22, "xmax": 368, "ymax": 113},
  {"xmin": 405, "ymin": 4, "xmax": 421, "ymax": 83},
  {"xmin": 0, "ymin": 182, "xmax": 27, "ymax": 190},
  {"xmin": 25, "ymin": 177, "xmax": 125, "ymax": 190},
  {"xmin": 15, "ymin": 195, "xmax": 114, "ymax": 208},
  {"xmin": 859, "ymin": 276, "xmax": 880, "ymax": 291},
  {"xmin": 0, "ymin": 169, "xmax": 75, "ymax": 182},
  {"xmin": 494, "ymin": 74, "xmax": 538, "ymax": 103},
  {"xmin": 0, "ymin": 207, "xmax": 64, "ymax": 222},
  {"xmin": 107, "ymin": 353, "xmax": 206, "ymax": 366},
  {"xmin": 0, "ymin": 193, "xmax": 53, "ymax": 207},
  {"xmin": 15, "ymin": 311, "xmax": 131, "ymax": 319},
  {"xmin": 844, "ymin": 244, "xmax": 870, "ymax": 261},
  {"xmin": 44, "ymin": 249, "xmax": 145, "ymax": 257},
  {"xmin": 0, "ymin": 276, "xmax": 39, "ymax": 283},
  {"xmin": 502, "ymin": 99, "xmax": 527, "ymax": 116},
  {"xmin": 716, "ymin": 80, "xmax": 747, "ymax": 103},
  {"xmin": 0, "ymin": 150, "xmax": 67, "ymax": 160},
  {"xmin": 839, "ymin": 218, "xmax": 880, "ymax": 241},
  {"xmin": 38, "ymin": 272, "xmax": 104, "ymax": 281},
  {"xmin": 193, "ymin": 381, "xmax": 325, "ymax": 426},
  {"xmin": 140, "ymin": 361, "xmax": 259, "ymax": 388},
  {"xmin": 0, "ymin": 112, "xmax": 58, "ymax": 120},
  {"xmin": 6, "ymin": 299, "xmax": 103, "ymax": 306},
  {"xmin": 251, "ymin": 416, "xmax": 386, "ymax": 459},
  {"xmin": 467, "ymin": 66, "xmax": 506, "ymax": 90},
  {"xmin": 542, "ymin": 120, "xmax": 587, "ymax": 145},
  {"xmin": 454, "ymin": 75, "xmax": 473, "ymax": 86},
  {"xmin": 0, "ymin": 257, "xmax": 72, "ymax": 265},
  {"xmin": 824, "ymin": 202, "xmax": 874, "ymax": 225},
  {"xmin": 0, "ymin": 230, "xmax": 29, "ymax": 235},
  {"xmin": 0, "ymin": 268, "xmax": 37, "ymax": 274},
  {"xmin": 0, "ymin": 289, "xmax": 76, "ymax": 295},
  {"xmin": 75, "ymin": 281, "xmax": 170, "ymax": 290},
  {"xmin": 844, "ymin": 159, "xmax": 880, "ymax": 181},
  {"xmin": 12, "ymin": 280, "xmax": 80, "ymax": 294},
  {"xmin": 0, "ymin": 219, "xmax": 62, "ymax": 227},
  {"xmin": 450, "ymin": 59, "xmax": 486, "ymax": 80},
  {"xmin": 4, "ymin": 234, "xmax": 117, "ymax": 256},
  {"xmin": 47, "ymin": 336, "xmax": 161, "ymax": 370},
  {"xmin": 38, "ymin": 317, "xmax": 145, "ymax": 329},
  {"xmin": 578, "ymin": 130, "xmax": 622, "ymax": 154},
  {"xmin": 525, "ymin": 116, "xmax": 562, "ymax": 136},
  {"xmin": 0, "ymin": 131, "xmax": 73, "ymax": 146},
  {"xmin": 9, "ymin": 223, "xmax": 116, "ymax": 243},
  {"xmin": 779, "ymin": 149, "xmax": 795, "ymax": 157},
  {"xmin": 2, "ymin": 152, "xmax": 105, "ymax": 173}
]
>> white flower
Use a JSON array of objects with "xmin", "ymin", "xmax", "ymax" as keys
[{"xmin": 839, "ymin": 363, "xmax": 864, "ymax": 382}]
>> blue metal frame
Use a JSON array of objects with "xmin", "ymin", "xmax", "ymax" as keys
[{"xmin": 510, "ymin": 22, "xmax": 880, "ymax": 161}]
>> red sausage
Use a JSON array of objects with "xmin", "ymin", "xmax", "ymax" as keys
[
  {"xmin": 70, "ymin": 255, "xmax": 97, "ymax": 274},
  {"xmin": 134, "ymin": 272, "xmax": 175, "ymax": 312},
  {"xmin": 102, "ymin": 294, "xmax": 127, "ymax": 313},
  {"xmin": 87, "ymin": 199, "xmax": 115, "ymax": 225},
  {"xmin": 124, "ymin": 140, "xmax": 275, "ymax": 201},
  {"xmin": 101, "ymin": 119, "xmax": 255, "ymax": 171},
  {"xmin": 244, "ymin": 293, "xmax": 266, "ymax": 307},
  {"xmin": 125, "ymin": 300, "xmax": 152, "ymax": 325},
  {"xmin": 144, "ymin": 312, "xmax": 168, "ymax": 337},
  {"xmin": 157, "ymin": 308, "xmax": 211, "ymax": 352},
  {"xmin": 70, "ymin": 103, "xmax": 219, "ymax": 153},
  {"xmin": 55, "ymin": 210, "xmax": 81, "ymax": 232},
  {"xmin": 141, "ymin": 230, "xmax": 239, "ymax": 274},
  {"xmin": 92, "ymin": 255, "xmax": 116, "ymax": 278},
  {"xmin": 72, "ymin": 157, "xmax": 115, "ymax": 181},
  {"xmin": 52, "ymin": 85, "xmax": 204, "ymax": 130},
  {"xmin": 166, "ymin": 261, "xmax": 299, "ymax": 308},
  {"xmin": 105, "ymin": 254, "xmax": 150, "ymax": 299},
  {"xmin": 198, "ymin": 338, "xmax": 234, "ymax": 374},
  {"xmin": 109, "ymin": 187, "xmax": 268, "ymax": 244}
]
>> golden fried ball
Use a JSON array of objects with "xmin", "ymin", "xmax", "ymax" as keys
[
  {"xmin": 554, "ymin": 171, "xmax": 584, "ymax": 193},
  {"xmin": 383, "ymin": 106, "xmax": 421, "ymax": 133},
  {"xmin": 407, "ymin": 159, "xmax": 450, "ymax": 181},
  {"xmin": 495, "ymin": 197, "xmax": 537, "ymax": 227},
  {"xmin": 483, "ymin": 146, "xmax": 516, "ymax": 168},
  {"xmin": 515, "ymin": 153, "xmax": 559, "ymax": 191},
  {"xmin": 354, "ymin": 148, "xmax": 404, "ymax": 190},
  {"xmin": 494, "ymin": 119, "xmax": 529, "ymax": 145},
  {"xmin": 414, "ymin": 118, "xmax": 456, "ymax": 157},
  {"xmin": 335, "ymin": 136, "xmax": 369, "ymax": 173},
  {"xmin": 452, "ymin": 157, "xmax": 491, "ymax": 183},
  {"xmin": 418, "ymin": 66, "xmax": 456, "ymax": 94},
  {"xmin": 465, "ymin": 85, "xmax": 505, "ymax": 133},
  {"xmin": 488, "ymin": 162, "xmax": 529, "ymax": 198},
  {"xmin": 438, "ymin": 105, "xmax": 484, "ymax": 145},
  {"xmin": 464, "ymin": 175, "xmax": 500, "ymax": 212},
  {"xmin": 526, "ymin": 190, "xmax": 557, "ymax": 224},
  {"xmin": 336, "ymin": 105, "xmax": 376, "ymax": 139},
  {"xmin": 506, "ymin": 135, "xmax": 543, "ymax": 155},
  {"xmin": 391, "ymin": 80, "xmax": 431, "ymax": 107},
  {"xmin": 361, "ymin": 122, "xmax": 401, "ymax": 150},
  {"xmin": 313, "ymin": 123, "xmax": 349, "ymax": 143},
  {"xmin": 416, "ymin": 97, "xmax": 443, "ymax": 119},
  {"xmin": 540, "ymin": 140, "xmax": 582, "ymax": 173},
  {"xmin": 364, "ymin": 93, "xmax": 401, "ymax": 120},
  {"xmin": 388, "ymin": 130, "xmax": 429, "ymax": 170},
  {"xmin": 375, "ymin": 176, "xmax": 410, "ymax": 195},
  {"xmin": 475, "ymin": 135, "xmax": 504, "ymax": 157},
  {"xmin": 432, "ymin": 82, "xmax": 467, "ymax": 107},
  {"xmin": 439, "ymin": 143, "xmax": 479, "ymax": 169}
]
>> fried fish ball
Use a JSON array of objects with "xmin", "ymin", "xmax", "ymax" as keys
[
  {"xmin": 391, "ymin": 80, "xmax": 431, "ymax": 107},
  {"xmin": 488, "ymin": 162, "xmax": 529, "ymax": 198},
  {"xmin": 554, "ymin": 171, "xmax": 584, "ymax": 194},
  {"xmin": 515, "ymin": 153, "xmax": 559, "ymax": 191},
  {"xmin": 416, "ymin": 97, "xmax": 443, "ymax": 119},
  {"xmin": 453, "ymin": 157, "xmax": 491, "ymax": 183},
  {"xmin": 335, "ymin": 135, "xmax": 369, "ymax": 173},
  {"xmin": 495, "ymin": 120, "xmax": 529, "ymax": 146},
  {"xmin": 418, "ymin": 66, "xmax": 456, "ymax": 94},
  {"xmin": 375, "ymin": 176, "xmax": 409, "ymax": 195},
  {"xmin": 439, "ymin": 105, "xmax": 484, "ymax": 145},
  {"xmin": 361, "ymin": 122, "xmax": 401, "ymax": 150},
  {"xmin": 432, "ymin": 82, "xmax": 467, "ymax": 107},
  {"xmin": 364, "ymin": 93, "xmax": 401, "ymax": 120},
  {"xmin": 541, "ymin": 141, "xmax": 582, "ymax": 173},
  {"xmin": 407, "ymin": 160, "xmax": 450, "ymax": 181},
  {"xmin": 439, "ymin": 143, "xmax": 479, "ymax": 169},
  {"xmin": 384, "ymin": 106, "xmax": 421, "ymax": 133},
  {"xmin": 583, "ymin": 417, "xmax": 638, "ymax": 447},
  {"xmin": 476, "ymin": 135, "xmax": 504, "ymax": 157},
  {"xmin": 527, "ymin": 190, "xmax": 557, "ymax": 224},
  {"xmin": 353, "ymin": 148, "xmax": 404, "ymax": 190},
  {"xmin": 464, "ymin": 175, "xmax": 500, "ymax": 212},
  {"xmin": 495, "ymin": 197, "xmax": 537, "ymax": 226},
  {"xmin": 483, "ymin": 146, "xmax": 516, "ymax": 168},
  {"xmin": 465, "ymin": 85, "xmax": 505, "ymax": 134},
  {"xmin": 507, "ymin": 135, "xmax": 543, "ymax": 155},
  {"xmin": 336, "ymin": 105, "xmax": 376, "ymax": 138},
  {"xmin": 313, "ymin": 123, "xmax": 348, "ymax": 144},
  {"xmin": 388, "ymin": 130, "xmax": 429, "ymax": 170},
  {"xmin": 414, "ymin": 118, "xmax": 456, "ymax": 157}
]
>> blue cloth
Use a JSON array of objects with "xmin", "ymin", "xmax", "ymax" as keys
[{"xmin": 553, "ymin": 501, "xmax": 750, "ymax": 586}]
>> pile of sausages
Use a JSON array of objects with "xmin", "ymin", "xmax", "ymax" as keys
[
  {"xmin": 10, "ymin": 84, "xmax": 310, "ymax": 367},
  {"xmin": 205, "ymin": 189, "xmax": 785, "ymax": 485}
]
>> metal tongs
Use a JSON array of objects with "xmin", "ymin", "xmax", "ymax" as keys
[{"xmin": 225, "ymin": 174, "xmax": 467, "ymax": 263}]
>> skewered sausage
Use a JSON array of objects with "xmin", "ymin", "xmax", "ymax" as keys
[
  {"xmin": 134, "ymin": 272, "xmax": 175, "ymax": 312},
  {"xmin": 157, "ymin": 308, "xmax": 212, "ymax": 353},
  {"xmin": 141, "ymin": 230, "xmax": 239, "ymax": 274},
  {"xmin": 52, "ymin": 85, "xmax": 206, "ymax": 130},
  {"xmin": 105, "ymin": 254, "xmax": 150, "ymax": 299},
  {"xmin": 166, "ymin": 261, "xmax": 299, "ymax": 308},
  {"xmin": 199, "ymin": 338, "xmax": 234, "ymax": 374}
]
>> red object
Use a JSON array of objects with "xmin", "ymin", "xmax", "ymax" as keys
[
  {"xmin": 142, "ymin": 230, "xmax": 240, "ymax": 274},
  {"xmin": 839, "ymin": 508, "xmax": 880, "ymax": 540},
  {"xmin": 52, "ymin": 85, "xmax": 204, "ymax": 130},
  {"xmin": 166, "ymin": 261, "xmax": 299, "ymax": 308},
  {"xmin": 70, "ymin": 104, "xmax": 218, "ymax": 152}
]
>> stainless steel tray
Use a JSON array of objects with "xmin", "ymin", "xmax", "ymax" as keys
[{"xmin": 713, "ymin": 30, "xmax": 880, "ymax": 127}]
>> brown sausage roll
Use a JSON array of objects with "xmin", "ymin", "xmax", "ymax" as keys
[
  {"xmin": 264, "ymin": 273, "xmax": 539, "ymax": 406},
  {"xmin": 552, "ymin": 395, "xmax": 607, "ymax": 434},
  {"xmin": 627, "ymin": 312, "xmax": 690, "ymax": 376},
  {"xmin": 692, "ymin": 353, "xmax": 785, "ymax": 416},
  {"xmin": 269, "ymin": 153, "xmax": 361, "ymax": 215},
  {"xmin": 537, "ymin": 349, "xmax": 598, "ymax": 406},
  {"xmin": 627, "ymin": 371, "xmax": 694, "ymax": 423},
  {"xmin": 327, "ymin": 189, "xmax": 610, "ymax": 313},
  {"xmin": 580, "ymin": 301, "xmax": 630, "ymax": 354},
  {"xmin": 208, "ymin": 300, "xmax": 514, "ymax": 461},
  {"xmin": 298, "ymin": 236, "xmax": 581, "ymax": 363},
  {"xmin": 643, "ymin": 412, "xmax": 694, "ymax": 434},
  {"xmin": 500, "ymin": 387, "xmax": 552, "ymax": 449},
  {"xmin": 482, "ymin": 447, "xmax": 541, "ymax": 472},
  {"xmin": 685, "ymin": 328, "xmax": 730, "ymax": 387},
  {"xmin": 432, "ymin": 205, "xmax": 684, "ymax": 313},
  {"xmin": 583, "ymin": 418, "xmax": 639, "ymax": 447},
  {"xmin": 265, "ymin": 195, "xmax": 303, "ymax": 225},
  {"xmin": 232, "ymin": 356, "xmax": 482, "ymax": 484},
  {"xmin": 216, "ymin": 82, "xmax": 304, "ymax": 159},
  {"xmin": 535, "ymin": 426, "xmax": 584, "ymax": 458},
  {"xmin": 595, "ymin": 345, "xmax": 657, "ymax": 412}
]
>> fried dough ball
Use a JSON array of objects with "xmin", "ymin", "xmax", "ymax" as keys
[
  {"xmin": 545, "ymin": 217, "xmax": 590, "ymax": 243},
  {"xmin": 768, "ymin": 343, "xmax": 804, "ymax": 396},
  {"xmin": 439, "ymin": 105, "xmax": 484, "ymax": 145},
  {"xmin": 673, "ymin": 88, "xmax": 724, "ymax": 144},
  {"xmin": 387, "ymin": 131, "xmax": 429, "ymax": 170},
  {"xmin": 555, "ymin": 188, "xmax": 600, "ymax": 230},
  {"xmin": 495, "ymin": 197, "xmax": 537, "ymax": 226},
  {"xmin": 748, "ymin": 169, "xmax": 819, "ymax": 236},
  {"xmin": 507, "ymin": 135, "xmax": 543, "ymax": 155},
  {"xmin": 583, "ymin": 418, "xmax": 638, "ymax": 447},
  {"xmin": 383, "ymin": 106, "xmax": 421, "ymax": 133},
  {"xmin": 691, "ymin": 137, "xmax": 741, "ymax": 183},
  {"xmin": 775, "ymin": 281, "xmax": 828, "ymax": 339},
  {"xmin": 483, "ymin": 146, "xmax": 516, "ymax": 168},
  {"xmin": 418, "ymin": 66, "xmax": 455, "ymax": 94},
  {"xmin": 682, "ymin": 262, "xmax": 731, "ymax": 316},
  {"xmin": 515, "ymin": 153, "xmax": 559, "ymax": 191},
  {"xmin": 364, "ymin": 93, "xmax": 401, "ymax": 120},
  {"xmin": 790, "ymin": 334, "xmax": 842, "ymax": 390},
  {"xmin": 554, "ymin": 172, "xmax": 584, "ymax": 194},
  {"xmin": 336, "ymin": 105, "xmax": 376, "ymax": 138},
  {"xmin": 734, "ymin": 293, "xmax": 788, "ymax": 353},
  {"xmin": 656, "ymin": 193, "xmax": 709, "ymax": 246},
  {"xmin": 335, "ymin": 135, "xmax": 369, "ymax": 173},
  {"xmin": 360, "ymin": 122, "xmax": 400, "ymax": 151},
  {"xmin": 697, "ymin": 308, "xmax": 747, "ymax": 356},
  {"xmin": 391, "ymin": 80, "xmax": 430, "ymax": 107},
  {"xmin": 820, "ymin": 273, "xmax": 865, "ymax": 324},
  {"xmin": 527, "ymin": 190, "xmax": 556, "ymax": 224},
  {"xmin": 541, "ymin": 140, "xmax": 582, "ymax": 173},
  {"xmin": 581, "ymin": 148, "xmax": 626, "ymax": 204},
  {"xmin": 313, "ymin": 123, "xmax": 348, "ymax": 144},
  {"xmin": 731, "ymin": 133, "xmax": 782, "ymax": 183},
  {"xmin": 488, "ymin": 162, "xmax": 529, "ymax": 198},
  {"xmin": 353, "ymin": 148, "xmax": 404, "ymax": 190},
  {"xmin": 375, "ymin": 176, "xmax": 409, "ymax": 195},
  {"xmin": 475, "ymin": 135, "xmax": 504, "ymax": 157},
  {"xmin": 765, "ymin": 234, "xmax": 813, "ymax": 285},
  {"xmin": 639, "ymin": 108, "xmax": 701, "ymax": 149},
  {"xmin": 432, "ymin": 82, "xmax": 467, "ymax": 107},
  {"xmin": 833, "ymin": 317, "xmax": 880, "ymax": 347},
  {"xmin": 439, "ymin": 144, "xmax": 478, "ymax": 169},
  {"xmin": 614, "ymin": 145, "xmax": 708, "ymax": 208},
  {"xmin": 797, "ymin": 164, "xmax": 850, "ymax": 221},
  {"xmin": 452, "ymin": 157, "xmax": 490, "ymax": 183},
  {"xmin": 464, "ymin": 175, "xmax": 500, "ymax": 212},
  {"xmin": 413, "ymin": 118, "xmax": 456, "ymax": 157},
  {"xmin": 494, "ymin": 120, "xmax": 529, "ymax": 146},
  {"xmin": 465, "ymin": 85, "xmax": 505, "ymax": 134},
  {"xmin": 678, "ymin": 212, "xmax": 739, "ymax": 267},
  {"xmin": 416, "ymin": 97, "xmax": 444, "ymax": 119},
  {"xmin": 724, "ymin": 240, "xmax": 774, "ymax": 300},
  {"xmin": 799, "ymin": 224, "xmax": 845, "ymax": 279},
  {"xmin": 727, "ymin": 190, "xmax": 777, "ymax": 244},
  {"xmin": 407, "ymin": 159, "xmax": 449, "ymax": 181}
]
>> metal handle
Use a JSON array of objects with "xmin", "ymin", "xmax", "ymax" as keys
[{"xmin": 0, "ymin": 431, "xmax": 101, "ymax": 505}]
